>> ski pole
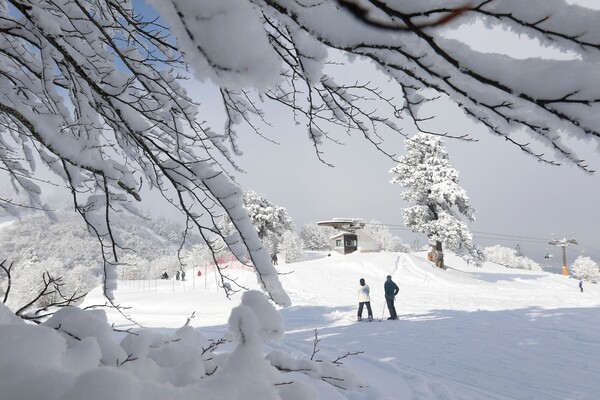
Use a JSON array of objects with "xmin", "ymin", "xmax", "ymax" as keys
[{"xmin": 381, "ymin": 299, "xmax": 387, "ymax": 320}]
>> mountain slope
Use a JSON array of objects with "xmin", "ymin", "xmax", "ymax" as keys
[{"xmin": 83, "ymin": 251, "xmax": 600, "ymax": 399}]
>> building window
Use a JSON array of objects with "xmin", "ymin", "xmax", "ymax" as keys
[{"xmin": 335, "ymin": 239, "xmax": 342, "ymax": 247}]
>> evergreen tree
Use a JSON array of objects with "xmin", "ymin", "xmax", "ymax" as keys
[
  {"xmin": 280, "ymin": 231, "xmax": 305, "ymax": 264},
  {"xmin": 222, "ymin": 191, "xmax": 294, "ymax": 254},
  {"xmin": 390, "ymin": 133, "xmax": 483, "ymax": 266},
  {"xmin": 242, "ymin": 191, "xmax": 294, "ymax": 240},
  {"xmin": 300, "ymin": 222, "xmax": 334, "ymax": 251},
  {"xmin": 570, "ymin": 256, "xmax": 600, "ymax": 283}
]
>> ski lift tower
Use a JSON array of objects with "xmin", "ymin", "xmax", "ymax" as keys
[{"xmin": 548, "ymin": 238, "xmax": 578, "ymax": 276}]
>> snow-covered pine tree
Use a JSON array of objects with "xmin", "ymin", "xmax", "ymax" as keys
[
  {"xmin": 390, "ymin": 133, "xmax": 484, "ymax": 267},
  {"xmin": 280, "ymin": 231, "xmax": 305, "ymax": 263},
  {"xmin": 300, "ymin": 222, "xmax": 334, "ymax": 251},
  {"xmin": 222, "ymin": 191, "xmax": 295, "ymax": 255},
  {"xmin": 570, "ymin": 256, "xmax": 600, "ymax": 283},
  {"xmin": 242, "ymin": 191, "xmax": 294, "ymax": 240}
]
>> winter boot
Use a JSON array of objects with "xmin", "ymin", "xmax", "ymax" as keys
[
  {"xmin": 368, "ymin": 315, "xmax": 373, "ymax": 322},
  {"xmin": 357, "ymin": 316, "xmax": 362, "ymax": 321}
]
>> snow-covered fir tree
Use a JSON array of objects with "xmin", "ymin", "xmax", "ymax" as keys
[
  {"xmin": 570, "ymin": 256, "xmax": 600, "ymax": 283},
  {"xmin": 280, "ymin": 231, "xmax": 305, "ymax": 264},
  {"xmin": 300, "ymin": 222, "xmax": 334, "ymax": 251},
  {"xmin": 222, "ymin": 191, "xmax": 295, "ymax": 255},
  {"xmin": 243, "ymin": 191, "xmax": 294, "ymax": 240},
  {"xmin": 483, "ymin": 245, "xmax": 542, "ymax": 271},
  {"xmin": 390, "ymin": 133, "xmax": 484, "ymax": 267}
]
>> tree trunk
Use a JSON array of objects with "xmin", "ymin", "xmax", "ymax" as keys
[{"xmin": 435, "ymin": 241, "xmax": 445, "ymax": 269}]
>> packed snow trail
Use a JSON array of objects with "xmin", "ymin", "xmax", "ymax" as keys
[{"xmin": 83, "ymin": 251, "xmax": 600, "ymax": 399}]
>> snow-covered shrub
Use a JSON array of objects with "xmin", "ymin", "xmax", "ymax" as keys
[
  {"xmin": 0, "ymin": 291, "xmax": 361, "ymax": 400},
  {"xmin": 570, "ymin": 256, "xmax": 600, "ymax": 283},
  {"xmin": 5, "ymin": 253, "xmax": 99, "ymax": 311},
  {"xmin": 364, "ymin": 220, "xmax": 410, "ymax": 252},
  {"xmin": 483, "ymin": 245, "xmax": 542, "ymax": 271}
]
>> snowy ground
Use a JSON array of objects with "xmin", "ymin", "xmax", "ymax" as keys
[{"xmin": 81, "ymin": 251, "xmax": 600, "ymax": 400}]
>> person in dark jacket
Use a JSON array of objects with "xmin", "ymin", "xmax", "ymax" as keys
[
  {"xmin": 579, "ymin": 280, "xmax": 584, "ymax": 292},
  {"xmin": 357, "ymin": 278, "xmax": 373, "ymax": 321},
  {"xmin": 384, "ymin": 275, "xmax": 399, "ymax": 320}
]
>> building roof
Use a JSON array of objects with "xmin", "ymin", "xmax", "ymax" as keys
[{"xmin": 317, "ymin": 218, "xmax": 365, "ymax": 232}]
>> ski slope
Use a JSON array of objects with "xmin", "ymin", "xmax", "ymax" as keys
[{"xmin": 83, "ymin": 251, "xmax": 600, "ymax": 399}]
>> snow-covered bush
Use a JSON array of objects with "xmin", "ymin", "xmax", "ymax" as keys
[
  {"xmin": 483, "ymin": 245, "xmax": 542, "ymax": 271},
  {"xmin": 364, "ymin": 221, "xmax": 410, "ymax": 253},
  {"xmin": 570, "ymin": 256, "xmax": 600, "ymax": 283},
  {"xmin": 4, "ymin": 253, "xmax": 99, "ymax": 312},
  {"xmin": 280, "ymin": 231, "xmax": 305, "ymax": 264},
  {"xmin": 0, "ymin": 291, "xmax": 362, "ymax": 400}
]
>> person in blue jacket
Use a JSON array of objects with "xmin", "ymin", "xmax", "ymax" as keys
[{"xmin": 384, "ymin": 275, "xmax": 399, "ymax": 320}]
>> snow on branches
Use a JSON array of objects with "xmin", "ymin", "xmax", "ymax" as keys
[
  {"xmin": 0, "ymin": 291, "xmax": 362, "ymax": 400},
  {"xmin": 3, "ymin": 0, "xmax": 600, "ymax": 305}
]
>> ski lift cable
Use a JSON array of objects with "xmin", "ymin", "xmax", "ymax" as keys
[
  {"xmin": 472, "ymin": 236, "xmax": 550, "ymax": 244},
  {"xmin": 367, "ymin": 222, "xmax": 598, "ymax": 255},
  {"xmin": 366, "ymin": 222, "xmax": 552, "ymax": 241},
  {"xmin": 470, "ymin": 230, "xmax": 551, "ymax": 241},
  {"xmin": 580, "ymin": 243, "xmax": 600, "ymax": 255}
]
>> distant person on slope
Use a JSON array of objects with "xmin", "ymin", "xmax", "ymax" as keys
[
  {"xmin": 384, "ymin": 275, "xmax": 400, "ymax": 320},
  {"xmin": 357, "ymin": 278, "xmax": 373, "ymax": 321},
  {"xmin": 579, "ymin": 280, "xmax": 584, "ymax": 292}
]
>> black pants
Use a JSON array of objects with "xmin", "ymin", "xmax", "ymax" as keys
[
  {"xmin": 358, "ymin": 301, "xmax": 372, "ymax": 317},
  {"xmin": 386, "ymin": 297, "xmax": 397, "ymax": 319}
]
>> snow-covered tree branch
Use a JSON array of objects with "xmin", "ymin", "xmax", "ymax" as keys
[
  {"xmin": 0, "ymin": 0, "xmax": 288, "ymax": 305},
  {"xmin": 3, "ymin": 0, "xmax": 600, "ymax": 306}
]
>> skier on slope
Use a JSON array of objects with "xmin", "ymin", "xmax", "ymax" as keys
[
  {"xmin": 357, "ymin": 278, "xmax": 373, "ymax": 321},
  {"xmin": 384, "ymin": 275, "xmax": 400, "ymax": 320}
]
